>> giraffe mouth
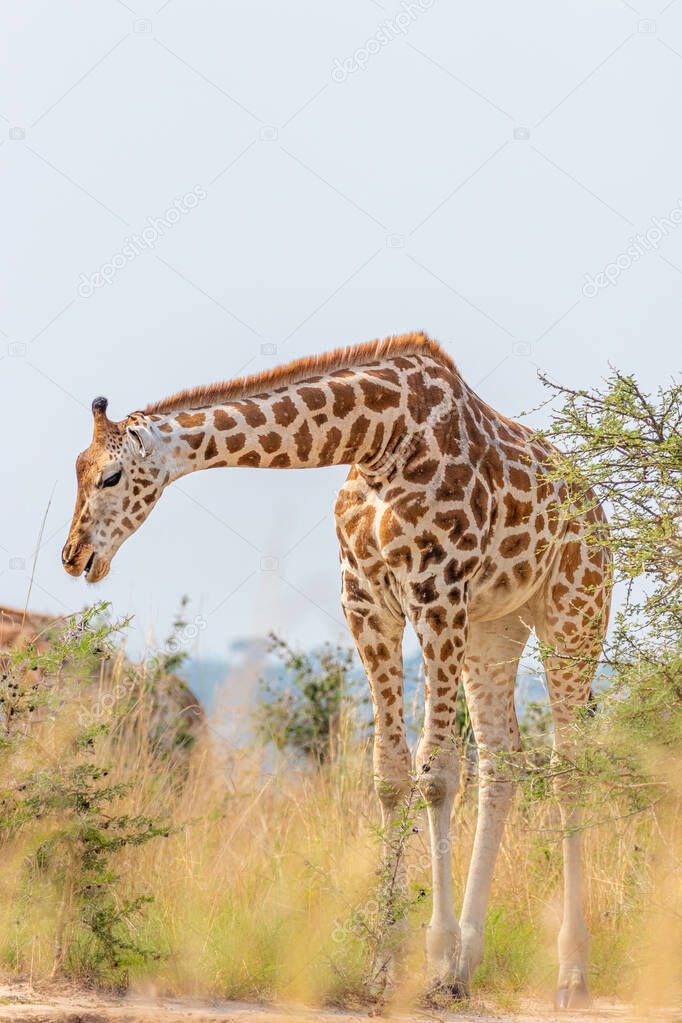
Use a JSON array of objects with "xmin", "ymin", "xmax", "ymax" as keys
[{"xmin": 84, "ymin": 551, "xmax": 110, "ymax": 584}]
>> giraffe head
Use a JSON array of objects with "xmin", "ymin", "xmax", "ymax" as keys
[{"xmin": 62, "ymin": 398, "xmax": 163, "ymax": 583}]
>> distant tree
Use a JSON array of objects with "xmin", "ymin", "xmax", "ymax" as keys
[{"xmin": 252, "ymin": 633, "xmax": 360, "ymax": 764}]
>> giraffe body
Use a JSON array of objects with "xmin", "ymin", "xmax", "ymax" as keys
[{"xmin": 63, "ymin": 333, "xmax": 610, "ymax": 1004}]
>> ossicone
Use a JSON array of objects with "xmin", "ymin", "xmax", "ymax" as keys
[
  {"xmin": 91, "ymin": 395, "xmax": 113, "ymax": 440},
  {"xmin": 92, "ymin": 396, "xmax": 109, "ymax": 415}
]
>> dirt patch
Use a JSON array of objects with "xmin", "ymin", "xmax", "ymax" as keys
[{"xmin": 0, "ymin": 984, "xmax": 670, "ymax": 1023}]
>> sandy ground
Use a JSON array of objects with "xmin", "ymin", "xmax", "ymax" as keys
[{"xmin": 0, "ymin": 985, "xmax": 676, "ymax": 1023}]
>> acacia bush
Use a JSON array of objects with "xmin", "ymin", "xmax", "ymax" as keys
[
  {"xmin": 524, "ymin": 370, "xmax": 682, "ymax": 810},
  {"xmin": 0, "ymin": 605, "xmax": 172, "ymax": 985}
]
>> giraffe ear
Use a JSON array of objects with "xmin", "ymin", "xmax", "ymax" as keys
[{"xmin": 126, "ymin": 422, "xmax": 154, "ymax": 458}]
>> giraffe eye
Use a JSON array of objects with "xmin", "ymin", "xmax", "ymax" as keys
[{"xmin": 101, "ymin": 470, "xmax": 122, "ymax": 489}]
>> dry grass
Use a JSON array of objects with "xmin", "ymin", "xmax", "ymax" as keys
[{"xmin": 0, "ymin": 660, "xmax": 680, "ymax": 1015}]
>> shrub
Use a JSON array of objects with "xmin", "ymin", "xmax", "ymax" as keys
[
  {"xmin": 252, "ymin": 632, "xmax": 361, "ymax": 763},
  {"xmin": 0, "ymin": 604, "xmax": 169, "ymax": 986}
]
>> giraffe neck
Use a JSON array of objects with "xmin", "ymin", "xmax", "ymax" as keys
[{"xmin": 150, "ymin": 360, "xmax": 415, "ymax": 480}]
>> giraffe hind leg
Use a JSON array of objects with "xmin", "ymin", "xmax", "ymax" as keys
[{"xmin": 533, "ymin": 520, "xmax": 611, "ymax": 1010}]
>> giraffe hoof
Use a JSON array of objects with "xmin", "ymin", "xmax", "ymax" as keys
[
  {"xmin": 554, "ymin": 979, "xmax": 591, "ymax": 1010},
  {"xmin": 424, "ymin": 975, "xmax": 469, "ymax": 1005},
  {"xmin": 447, "ymin": 978, "xmax": 470, "ymax": 1002}
]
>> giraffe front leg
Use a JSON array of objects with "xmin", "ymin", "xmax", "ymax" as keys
[
  {"xmin": 418, "ymin": 737, "xmax": 461, "ymax": 994},
  {"xmin": 342, "ymin": 577, "xmax": 410, "ymax": 991},
  {"xmin": 408, "ymin": 599, "xmax": 467, "ymax": 996}
]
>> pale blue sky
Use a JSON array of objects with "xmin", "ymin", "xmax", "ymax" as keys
[{"xmin": 1, "ymin": 0, "xmax": 679, "ymax": 660}]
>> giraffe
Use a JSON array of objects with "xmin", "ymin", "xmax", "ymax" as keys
[{"xmin": 62, "ymin": 332, "xmax": 610, "ymax": 1005}]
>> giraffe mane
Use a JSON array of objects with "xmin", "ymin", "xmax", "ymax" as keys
[{"xmin": 142, "ymin": 332, "xmax": 457, "ymax": 415}]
